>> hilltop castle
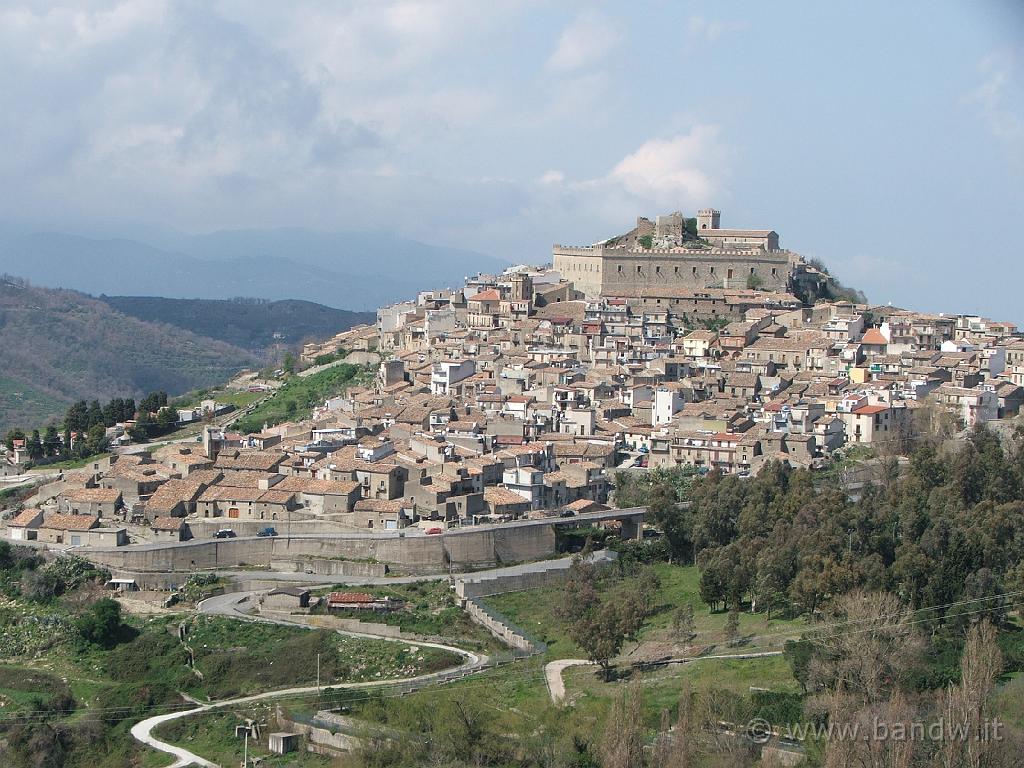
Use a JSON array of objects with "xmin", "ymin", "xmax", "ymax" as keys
[{"xmin": 552, "ymin": 209, "xmax": 803, "ymax": 298}]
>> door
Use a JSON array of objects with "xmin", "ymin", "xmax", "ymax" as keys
[{"xmin": 228, "ymin": 508, "xmax": 239, "ymax": 519}]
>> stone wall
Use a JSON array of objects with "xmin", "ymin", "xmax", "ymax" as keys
[
  {"xmin": 269, "ymin": 558, "xmax": 388, "ymax": 578},
  {"xmin": 553, "ymin": 243, "xmax": 797, "ymax": 297},
  {"xmin": 80, "ymin": 522, "xmax": 559, "ymax": 575}
]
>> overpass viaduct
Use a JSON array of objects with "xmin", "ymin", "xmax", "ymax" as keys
[{"xmin": 75, "ymin": 507, "xmax": 648, "ymax": 577}]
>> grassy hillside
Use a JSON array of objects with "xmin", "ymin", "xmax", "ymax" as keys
[
  {"xmin": 100, "ymin": 295, "xmax": 374, "ymax": 350},
  {"xmin": 0, "ymin": 276, "xmax": 257, "ymax": 431},
  {"xmin": 233, "ymin": 363, "xmax": 365, "ymax": 433}
]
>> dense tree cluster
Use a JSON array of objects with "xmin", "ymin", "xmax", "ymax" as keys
[
  {"xmin": 4, "ymin": 390, "xmax": 178, "ymax": 463},
  {"xmin": 626, "ymin": 426, "xmax": 1024, "ymax": 626},
  {"xmin": 562, "ymin": 557, "xmax": 661, "ymax": 679}
]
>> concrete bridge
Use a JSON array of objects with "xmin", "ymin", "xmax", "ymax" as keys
[{"xmin": 75, "ymin": 507, "xmax": 648, "ymax": 577}]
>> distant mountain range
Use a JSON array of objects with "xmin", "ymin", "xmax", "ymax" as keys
[
  {"xmin": 0, "ymin": 225, "xmax": 508, "ymax": 310},
  {"xmin": 99, "ymin": 296, "xmax": 375, "ymax": 351}
]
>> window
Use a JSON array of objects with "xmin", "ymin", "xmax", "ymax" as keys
[
  {"xmin": 727, "ymin": 269, "xmax": 734, "ymax": 279},
  {"xmin": 692, "ymin": 266, "xmax": 698, "ymax": 275}
]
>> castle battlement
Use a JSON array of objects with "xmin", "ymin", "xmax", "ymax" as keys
[{"xmin": 552, "ymin": 210, "xmax": 801, "ymax": 299}]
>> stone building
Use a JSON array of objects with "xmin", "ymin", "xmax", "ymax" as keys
[{"xmin": 552, "ymin": 209, "xmax": 802, "ymax": 298}]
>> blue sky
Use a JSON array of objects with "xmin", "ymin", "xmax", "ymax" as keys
[{"xmin": 1, "ymin": 1, "xmax": 1022, "ymax": 319}]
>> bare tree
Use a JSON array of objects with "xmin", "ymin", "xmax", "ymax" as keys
[
  {"xmin": 807, "ymin": 590, "xmax": 924, "ymax": 707},
  {"xmin": 933, "ymin": 620, "xmax": 1003, "ymax": 768},
  {"xmin": 599, "ymin": 684, "xmax": 644, "ymax": 768}
]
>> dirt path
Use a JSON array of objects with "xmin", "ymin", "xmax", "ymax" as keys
[{"xmin": 545, "ymin": 659, "xmax": 594, "ymax": 703}]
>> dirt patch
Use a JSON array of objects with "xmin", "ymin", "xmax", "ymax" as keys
[{"xmin": 115, "ymin": 596, "xmax": 177, "ymax": 615}]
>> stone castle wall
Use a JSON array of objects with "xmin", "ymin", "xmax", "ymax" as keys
[{"xmin": 553, "ymin": 244, "xmax": 797, "ymax": 297}]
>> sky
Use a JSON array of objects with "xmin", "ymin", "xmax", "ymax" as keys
[{"xmin": 1, "ymin": 1, "xmax": 1022, "ymax": 320}]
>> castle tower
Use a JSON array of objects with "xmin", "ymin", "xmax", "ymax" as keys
[
  {"xmin": 697, "ymin": 208, "xmax": 721, "ymax": 231},
  {"xmin": 510, "ymin": 272, "xmax": 533, "ymax": 301},
  {"xmin": 655, "ymin": 212, "xmax": 684, "ymax": 243}
]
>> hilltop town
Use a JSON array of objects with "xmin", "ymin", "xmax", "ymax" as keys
[{"xmin": 3, "ymin": 209, "xmax": 1021, "ymax": 551}]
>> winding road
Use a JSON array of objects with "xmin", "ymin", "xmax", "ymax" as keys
[{"xmin": 132, "ymin": 591, "xmax": 483, "ymax": 768}]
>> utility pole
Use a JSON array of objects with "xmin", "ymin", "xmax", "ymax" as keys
[
  {"xmin": 242, "ymin": 729, "xmax": 248, "ymax": 768},
  {"xmin": 316, "ymin": 652, "xmax": 321, "ymax": 697}
]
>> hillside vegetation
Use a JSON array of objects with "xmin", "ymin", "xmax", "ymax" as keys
[
  {"xmin": 100, "ymin": 295, "xmax": 374, "ymax": 350},
  {"xmin": 233, "ymin": 363, "xmax": 364, "ymax": 433},
  {"xmin": 0, "ymin": 276, "xmax": 257, "ymax": 431}
]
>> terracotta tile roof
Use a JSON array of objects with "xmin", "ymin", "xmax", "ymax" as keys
[
  {"xmin": 151, "ymin": 516, "xmax": 185, "ymax": 531},
  {"xmin": 43, "ymin": 513, "xmax": 99, "ymax": 531},
  {"xmin": 852, "ymin": 404, "xmax": 889, "ymax": 415},
  {"xmin": 469, "ymin": 289, "xmax": 501, "ymax": 302},
  {"xmin": 861, "ymin": 328, "xmax": 888, "ymax": 345},
  {"xmin": 9, "ymin": 508, "xmax": 42, "ymax": 527},
  {"xmin": 328, "ymin": 592, "xmax": 377, "ymax": 604},
  {"xmin": 61, "ymin": 487, "xmax": 122, "ymax": 503},
  {"xmin": 484, "ymin": 487, "xmax": 530, "ymax": 506}
]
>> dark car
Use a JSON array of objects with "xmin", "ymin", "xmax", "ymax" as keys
[
  {"xmin": 256, "ymin": 527, "xmax": 278, "ymax": 537},
  {"xmin": 214, "ymin": 529, "xmax": 235, "ymax": 539}
]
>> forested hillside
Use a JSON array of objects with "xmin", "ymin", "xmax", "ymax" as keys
[
  {"xmin": 100, "ymin": 296, "xmax": 374, "ymax": 351},
  {"xmin": 0, "ymin": 277, "xmax": 257, "ymax": 431}
]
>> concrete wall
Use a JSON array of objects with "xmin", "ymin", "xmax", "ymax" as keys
[
  {"xmin": 462, "ymin": 597, "xmax": 538, "ymax": 653},
  {"xmin": 455, "ymin": 565, "xmax": 571, "ymax": 598},
  {"xmin": 276, "ymin": 710, "xmax": 363, "ymax": 755},
  {"xmin": 270, "ymin": 558, "xmax": 388, "ymax": 578},
  {"xmin": 80, "ymin": 523, "xmax": 558, "ymax": 575},
  {"xmin": 79, "ymin": 510, "xmax": 643, "ymax": 576}
]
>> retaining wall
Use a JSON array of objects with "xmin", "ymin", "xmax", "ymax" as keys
[
  {"xmin": 81, "ymin": 522, "xmax": 559, "ymax": 575},
  {"xmin": 456, "ymin": 566, "xmax": 571, "ymax": 598},
  {"xmin": 270, "ymin": 558, "xmax": 387, "ymax": 578},
  {"xmin": 462, "ymin": 598, "xmax": 541, "ymax": 653}
]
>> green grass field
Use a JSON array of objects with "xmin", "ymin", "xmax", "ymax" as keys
[{"xmin": 487, "ymin": 562, "xmax": 807, "ymax": 662}]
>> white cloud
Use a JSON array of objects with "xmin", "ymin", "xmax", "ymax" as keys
[
  {"xmin": 546, "ymin": 11, "xmax": 621, "ymax": 73},
  {"xmin": 539, "ymin": 170, "xmax": 565, "ymax": 184},
  {"xmin": 969, "ymin": 50, "xmax": 1024, "ymax": 161},
  {"xmin": 606, "ymin": 127, "xmax": 724, "ymax": 205},
  {"xmin": 686, "ymin": 16, "xmax": 747, "ymax": 43}
]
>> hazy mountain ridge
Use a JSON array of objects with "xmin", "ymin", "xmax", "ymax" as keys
[
  {"xmin": 0, "ymin": 226, "xmax": 508, "ymax": 310},
  {"xmin": 99, "ymin": 296, "xmax": 375, "ymax": 351}
]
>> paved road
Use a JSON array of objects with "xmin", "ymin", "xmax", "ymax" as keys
[{"xmin": 133, "ymin": 591, "xmax": 482, "ymax": 767}]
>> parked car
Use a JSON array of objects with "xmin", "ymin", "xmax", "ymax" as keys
[
  {"xmin": 559, "ymin": 510, "xmax": 576, "ymax": 518},
  {"xmin": 256, "ymin": 527, "xmax": 278, "ymax": 537},
  {"xmin": 425, "ymin": 527, "xmax": 444, "ymax": 535},
  {"xmin": 214, "ymin": 529, "xmax": 235, "ymax": 539}
]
